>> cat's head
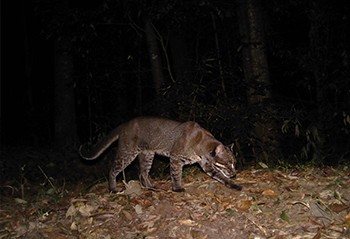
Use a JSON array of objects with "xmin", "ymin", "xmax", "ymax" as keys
[{"xmin": 210, "ymin": 144, "xmax": 237, "ymax": 178}]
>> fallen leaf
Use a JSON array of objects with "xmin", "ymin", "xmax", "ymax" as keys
[
  {"xmin": 258, "ymin": 162, "xmax": 269, "ymax": 169},
  {"xmin": 235, "ymin": 200, "xmax": 253, "ymax": 211},
  {"xmin": 92, "ymin": 213, "xmax": 115, "ymax": 220},
  {"xmin": 138, "ymin": 216, "xmax": 160, "ymax": 233},
  {"xmin": 134, "ymin": 204, "xmax": 143, "ymax": 215},
  {"xmin": 14, "ymin": 198, "xmax": 27, "ymax": 204},
  {"xmin": 214, "ymin": 197, "xmax": 231, "ymax": 208},
  {"xmin": 179, "ymin": 219, "xmax": 197, "ymax": 226},
  {"xmin": 312, "ymin": 230, "xmax": 322, "ymax": 239},
  {"xmin": 66, "ymin": 204, "xmax": 77, "ymax": 218},
  {"xmin": 262, "ymin": 189, "xmax": 278, "ymax": 198},
  {"xmin": 122, "ymin": 210, "xmax": 133, "ymax": 221},
  {"xmin": 345, "ymin": 212, "xmax": 350, "ymax": 228},
  {"xmin": 121, "ymin": 180, "xmax": 143, "ymax": 197},
  {"xmin": 131, "ymin": 198, "xmax": 153, "ymax": 207},
  {"xmin": 284, "ymin": 181, "xmax": 299, "ymax": 191},
  {"xmin": 330, "ymin": 203, "xmax": 349, "ymax": 213},
  {"xmin": 78, "ymin": 204, "xmax": 96, "ymax": 217},
  {"xmin": 71, "ymin": 198, "xmax": 88, "ymax": 203},
  {"xmin": 70, "ymin": 221, "xmax": 78, "ymax": 231}
]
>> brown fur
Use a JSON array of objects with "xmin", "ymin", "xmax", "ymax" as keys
[{"xmin": 80, "ymin": 117, "xmax": 242, "ymax": 192}]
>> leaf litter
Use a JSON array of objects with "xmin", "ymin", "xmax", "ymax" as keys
[{"xmin": 1, "ymin": 167, "xmax": 350, "ymax": 238}]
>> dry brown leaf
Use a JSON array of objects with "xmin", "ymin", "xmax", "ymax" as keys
[
  {"xmin": 190, "ymin": 229, "xmax": 207, "ymax": 239},
  {"xmin": 345, "ymin": 212, "xmax": 350, "ymax": 228},
  {"xmin": 91, "ymin": 213, "xmax": 115, "ymax": 220},
  {"xmin": 214, "ymin": 197, "xmax": 230, "ymax": 207},
  {"xmin": 78, "ymin": 204, "xmax": 96, "ymax": 217},
  {"xmin": 66, "ymin": 204, "xmax": 77, "ymax": 218},
  {"xmin": 71, "ymin": 198, "xmax": 88, "ymax": 203},
  {"xmin": 41, "ymin": 229, "xmax": 70, "ymax": 239},
  {"xmin": 14, "ymin": 198, "xmax": 27, "ymax": 204},
  {"xmin": 235, "ymin": 200, "xmax": 253, "ymax": 211},
  {"xmin": 70, "ymin": 221, "xmax": 78, "ymax": 231},
  {"xmin": 138, "ymin": 216, "xmax": 160, "ymax": 233},
  {"xmin": 133, "ymin": 204, "xmax": 143, "ymax": 214},
  {"xmin": 284, "ymin": 181, "xmax": 299, "ymax": 191},
  {"xmin": 131, "ymin": 198, "xmax": 153, "ymax": 208},
  {"xmin": 312, "ymin": 230, "xmax": 322, "ymax": 239},
  {"xmin": 262, "ymin": 189, "xmax": 278, "ymax": 198},
  {"xmin": 122, "ymin": 210, "xmax": 133, "ymax": 221},
  {"xmin": 122, "ymin": 180, "xmax": 143, "ymax": 197},
  {"xmin": 179, "ymin": 219, "xmax": 198, "ymax": 226},
  {"xmin": 330, "ymin": 203, "xmax": 349, "ymax": 213}
]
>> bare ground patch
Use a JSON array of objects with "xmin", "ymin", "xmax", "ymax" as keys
[{"xmin": 1, "ymin": 166, "xmax": 350, "ymax": 239}]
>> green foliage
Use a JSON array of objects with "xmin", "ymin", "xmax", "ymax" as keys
[
  {"xmin": 280, "ymin": 210, "xmax": 290, "ymax": 223},
  {"xmin": 280, "ymin": 106, "xmax": 350, "ymax": 165}
]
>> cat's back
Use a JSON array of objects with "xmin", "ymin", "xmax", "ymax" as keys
[
  {"xmin": 125, "ymin": 116, "xmax": 180, "ymax": 128},
  {"xmin": 123, "ymin": 117, "xmax": 186, "ymax": 144}
]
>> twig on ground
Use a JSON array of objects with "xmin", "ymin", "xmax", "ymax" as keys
[{"xmin": 38, "ymin": 165, "xmax": 57, "ymax": 193}]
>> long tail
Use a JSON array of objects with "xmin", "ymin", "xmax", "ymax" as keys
[{"xmin": 79, "ymin": 127, "xmax": 120, "ymax": 160}]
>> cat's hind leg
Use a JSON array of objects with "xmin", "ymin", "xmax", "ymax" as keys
[
  {"xmin": 109, "ymin": 148, "xmax": 139, "ymax": 193},
  {"xmin": 138, "ymin": 152, "xmax": 155, "ymax": 188}
]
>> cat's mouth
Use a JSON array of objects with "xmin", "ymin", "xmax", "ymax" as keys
[{"xmin": 212, "ymin": 162, "xmax": 236, "ymax": 178}]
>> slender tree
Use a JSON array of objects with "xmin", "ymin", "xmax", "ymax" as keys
[
  {"xmin": 169, "ymin": 31, "xmax": 191, "ymax": 83},
  {"xmin": 237, "ymin": 0, "xmax": 279, "ymax": 162},
  {"xmin": 237, "ymin": 0, "xmax": 270, "ymax": 103},
  {"xmin": 0, "ymin": 0, "xmax": 2, "ymax": 146},
  {"xmin": 53, "ymin": 1, "xmax": 78, "ymax": 149},
  {"xmin": 144, "ymin": 18, "xmax": 164, "ymax": 96},
  {"xmin": 54, "ymin": 36, "xmax": 78, "ymax": 149}
]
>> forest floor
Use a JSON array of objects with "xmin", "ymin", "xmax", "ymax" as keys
[{"xmin": 1, "ymin": 147, "xmax": 350, "ymax": 239}]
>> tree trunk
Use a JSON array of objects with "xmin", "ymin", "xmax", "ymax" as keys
[
  {"xmin": 237, "ymin": 0, "xmax": 270, "ymax": 103},
  {"xmin": 211, "ymin": 13, "xmax": 227, "ymax": 98},
  {"xmin": 53, "ymin": 36, "xmax": 78, "ymax": 149},
  {"xmin": 0, "ymin": 1, "xmax": 2, "ymax": 147},
  {"xmin": 308, "ymin": 1, "xmax": 328, "ymax": 115},
  {"xmin": 144, "ymin": 19, "xmax": 164, "ymax": 96},
  {"xmin": 237, "ymin": 0, "xmax": 278, "ymax": 162},
  {"xmin": 307, "ymin": 1, "xmax": 329, "ymax": 161},
  {"xmin": 169, "ymin": 32, "xmax": 191, "ymax": 83}
]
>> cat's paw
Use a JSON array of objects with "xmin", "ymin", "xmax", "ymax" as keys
[
  {"xmin": 109, "ymin": 186, "xmax": 123, "ymax": 193},
  {"xmin": 172, "ymin": 187, "xmax": 185, "ymax": 192},
  {"xmin": 139, "ymin": 176, "xmax": 154, "ymax": 188},
  {"xmin": 227, "ymin": 183, "xmax": 242, "ymax": 191}
]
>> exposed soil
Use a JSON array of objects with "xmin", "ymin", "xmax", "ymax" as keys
[{"xmin": 1, "ymin": 148, "xmax": 350, "ymax": 238}]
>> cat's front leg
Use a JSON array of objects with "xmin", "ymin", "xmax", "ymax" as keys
[
  {"xmin": 109, "ymin": 169, "xmax": 118, "ymax": 193},
  {"xmin": 212, "ymin": 171, "xmax": 242, "ymax": 191},
  {"xmin": 170, "ymin": 157, "xmax": 185, "ymax": 192}
]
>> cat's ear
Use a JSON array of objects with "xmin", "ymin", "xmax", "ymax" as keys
[
  {"xmin": 210, "ymin": 144, "xmax": 222, "ymax": 157},
  {"xmin": 227, "ymin": 143, "xmax": 239, "ymax": 157},
  {"xmin": 214, "ymin": 144, "xmax": 225, "ymax": 155},
  {"xmin": 227, "ymin": 143, "xmax": 235, "ymax": 152}
]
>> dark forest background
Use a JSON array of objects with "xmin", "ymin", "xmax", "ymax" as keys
[{"xmin": 1, "ymin": 0, "xmax": 350, "ymax": 170}]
